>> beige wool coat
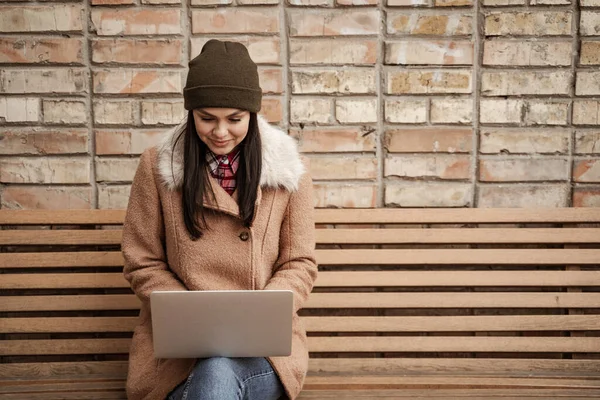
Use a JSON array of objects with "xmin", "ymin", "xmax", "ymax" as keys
[{"xmin": 122, "ymin": 115, "xmax": 318, "ymax": 400}]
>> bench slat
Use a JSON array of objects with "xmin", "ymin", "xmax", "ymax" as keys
[
  {"xmin": 2, "ymin": 315, "xmax": 599, "ymax": 334},
  {"xmin": 0, "ymin": 230, "xmax": 122, "ymax": 246},
  {"xmin": 0, "ymin": 210, "xmax": 125, "ymax": 225},
  {"xmin": 0, "ymin": 252, "xmax": 123, "ymax": 268},
  {"xmin": 298, "ymin": 388, "xmax": 600, "ymax": 398}
]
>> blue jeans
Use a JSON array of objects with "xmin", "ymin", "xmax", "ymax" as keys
[{"xmin": 167, "ymin": 357, "xmax": 284, "ymax": 400}]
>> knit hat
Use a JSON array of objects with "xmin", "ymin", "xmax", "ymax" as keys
[{"xmin": 183, "ymin": 39, "xmax": 262, "ymax": 112}]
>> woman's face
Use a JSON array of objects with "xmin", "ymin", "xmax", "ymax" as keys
[{"xmin": 193, "ymin": 108, "xmax": 250, "ymax": 155}]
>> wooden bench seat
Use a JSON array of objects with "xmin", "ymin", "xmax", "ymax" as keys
[{"xmin": 1, "ymin": 208, "xmax": 600, "ymax": 399}]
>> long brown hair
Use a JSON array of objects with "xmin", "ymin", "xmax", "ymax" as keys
[{"xmin": 172, "ymin": 110, "xmax": 262, "ymax": 240}]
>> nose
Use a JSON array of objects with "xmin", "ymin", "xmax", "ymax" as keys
[{"xmin": 213, "ymin": 122, "xmax": 228, "ymax": 138}]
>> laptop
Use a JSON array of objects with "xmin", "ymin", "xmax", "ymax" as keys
[{"xmin": 150, "ymin": 290, "xmax": 293, "ymax": 358}]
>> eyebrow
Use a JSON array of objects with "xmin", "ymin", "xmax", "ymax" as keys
[{"xmin": 197, "ymin": 110, "xmax": 244, "ymax": 118}]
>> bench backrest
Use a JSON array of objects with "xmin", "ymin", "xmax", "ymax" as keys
[{"xmin": 1, "ymin": 208, "xmax": 600, "ymax": 383}]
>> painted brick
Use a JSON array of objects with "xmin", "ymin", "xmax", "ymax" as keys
[
  {"xmin": 94, "ymin": 99, "xmax": 137, "ymax": 125},
  {"xmin": 93, "ymin": 70, "xmax": 181, "ymax": 94},
  {"xmin": 481, "ymin": 71, "xmax": 571, "ymax": 96},
  {"xmin": 43, "ymin": 99, "xmax": 87, "ymax": 125},
  {"xmin": 1, "ymin": 186, "xmax": 92, "ymax": 210},
  {"xmin": 0, "ymin": 157, "xmax": 90, "ymax": 184},
  {"xmin": 385, "ymin": 41, "xmax": 473, "ymax": 66},
  {"xmin": 385, "ymin": 155, "xmax": 471, "ymax": 180},
  {"xmin": 92, "ymin": 39, "xmax": 183, "ymax": 65},
  {"xmin": 0, "ymin": 69, "xmax": 87, "ymax": 94},
  {"xmin": 478, "ymin": 185, "xmax": 568, "ymax": 207},
  {"xmin": 288, "ymin": 10, "xmax": 379, "ymax": 37},
  {"xmin": 573, "ymin": 188, "xmax": 600, "ymax": 207},
  {"xmin": 576, "ymin": 72, "xmax": 600, "ymax": 96},
  {"xmin": 291, "ymin": 98, "xmax": 334, "ymax": 124},
  {"xmin": 524, "ymin": 100, "xmax": 569, "ymax": 126},
  {"xmin": 0, "ymin": 5, "xmax": 83, "ymax": 32},
  {"xmin": 581, "ymin": 11, "xmax": 600, "ymax": 36},
  {"xmin": 313, "ymin": 183, "xmax": 377, "ymax": 208},
  {"xmin": 309, "ymin": 156, "xmax": 377, "ymax": 180},
  {"xmin": 573, "ymin": 101, "xmax": 600, "ymax": 125},
  {"xmin": 0, "ymin": 129, "xmax": 88, "ymax": 155},
  {"xmin": 95, "ymin": 129, "xmax": 163, "ymax": 155},
  {"xmin": 387, "ymin": 70, "xmax": 472, "ymax": 94},
  {"xmin": 191, "ymin": 37, "xmax": 280, "ymax": 64},
  {"xmin": 386, "ymin": 183, "xmax": 472, "ymax": 207},
  {"xmin": 192, "ymin": 9, "xmax": 279, "ymax": 34},
  {"xmin": 573, "ymin": 160, "xmax": 600, "ymax": 182},
  {"xmin": 485, "ymin": 12, "xmax": 572, "ymax": 36},
  {"xmin": 581, "ymin": 41, "xmax": 600, "ymax": 65},
  {"xmin": 98, "ymin": 185, "xmax": 131, "ymax": 209},
  {"xmin": 290, "ymin": 39, "xmax": 377, "ymax": 65},
  {"xmin": 430, "ymin": 98, "xmax": 473, "ymax": 124},
  {"xmin": 96, "ymin": 157, "xmax": 139, "ymax": 182},
  {"xmin": 479, "ymin": 129, "xmax": 570, "ymax": 155},
  {"xmin": 292, "ymin": 69, "xmax": 376, "ymax": 94},
  {"xmin": 0, "ymin": 97, "xmax": 39, "ymax": 122},
  {"xmin": 91, "ymin": 9, "xmax": 180, "ymax": 35},
  {"xmin": 385, "ymin": 128, "xmax": 472, "ymax": 153},
  {"xmin": 261, "ymin": 97, "xmax": 283, "ymax": 124},
  {"xmin": 290, "ymin": 126, "xmax": 377, "ymax": 153},
  {"xmin": 141, "ymin": 100, "xmax": 185, "ymax": 126},
  {"xmin": 480, "ymin": 99, "xmax": 523, "ymax": 124},
  {"xmin": 336, "ymin": 98, "xmax": 378, "ymax": 123},
  {"xmin": 384, "ymin": 99, "xmax": 427, "ymax": 123},
  {"xmin": 483, "ymin": 40, "xmax": 572, "ymax": 67},
  {"xmin": 479, "ymin": 158, "xmax": 569, "ymax": 182},
  {"xmin": 259, "ymin": 68, "xmax": 283, "ymax": 94},
  {"xmin": 0, "ymin": 38, "xmax": 83, "ymax": 64},
  {"xmin": 575, "ymin": 131, "xmax": 600, "ymax": 154},
  {"xmin": 387, "ymin": 12, "xmax": 472, "ymax": 36}
]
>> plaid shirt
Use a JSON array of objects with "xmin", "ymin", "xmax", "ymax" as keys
[{"xmin": 206, "ymin": 148, "xmax": 241, "ymax": 196}]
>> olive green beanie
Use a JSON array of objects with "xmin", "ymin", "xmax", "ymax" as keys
[{"xmin": 183, "ymin": 39, "xmax": 262, "ymax": 112}]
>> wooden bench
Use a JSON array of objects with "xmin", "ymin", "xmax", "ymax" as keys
[{"xmin": 1, "ymin": 208, "xmax": 600, "ymax": 399}]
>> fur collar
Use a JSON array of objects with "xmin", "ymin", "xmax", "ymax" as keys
[{"xmin": 157, "ymin": 114, "xmax": 305, "ymax": 193}]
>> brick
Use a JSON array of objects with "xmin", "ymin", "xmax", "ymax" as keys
[
  {"xmin": 0, "ymin": 69, "xmax": 87, "ymax": 94},
  {"xmin": 573, "ymin": 160, "xmax": 600, "ymax": 183},
  {"xmin": 143, "ymin": 0, "xmax": 181, "ymax": 4},
  {"xmin": 0, "ymin": 129, "xmax": 88, "ymax": 155},
  {"xmin": 93, "ymin": 70, "xmax": 181, "ymax": 94},
  {"xmin": 430, "ymin": 98, "xmax": 473, "ymax": 124},
  {"xmin": 92, "ymin": 0, "xmax": 135, "ymax": 4},
  {"xmin": 387, "ymin": 0, "xmax": 430, "ymax": 5},
  {"xmin": 191, "ymin": 37, "xmax": 280, "ymax": 65},
  {"xmin": 523, "ymin": 101, "xmax": 569, "ymax": 126},
  {"xmin": 573, "ymin": 188, "xmax": 600, "ymax": 207},
  {"xmin": 387, "ymin": 13, "xmax": 472, "ymax": 36},
  {"xmin": 575, "ymin": 131, "xmax": 600, "ymax": 154},
  {"xmin": 96, "ymin": 129, "xmax": 164, "ymax": 155},
  {"xmin": 261, "ymin": 97, "xmax": 283, "ymax": 124},
  {"xmin": 292, "ymin": 69, "xmax": 375, "ymax": 94},
  {"xmin": 573, "ymin": 101, "xmax": 600, "ymax": 125},
  {"xmin": 530, "ymin": 0, "xmax": 570, "ymax": 4},
  {"xmin": 259, "ymin": 68, "xmax": 283, "ymax": 94},
  {"xmin": 92, "ymin": 39, "xmax": 182, "ymax": 65},
  {"xmin": 290, "ymin": 39, "xmax": 377, "ymax": 65},
  {"xmin": 483, "ymin": 40, "xmax": 571, "ymax": 67},
  {"xmin": 337, "ymin": 0, "xmax": 378, "ymax": 5},
  {"xmin": 98, "ymin": 185, "xmax": 131, "ymax": 209},
  {"xmin": 384, "ymin": 99, "xmax": 427, "ymax": 123},
  {"xmin": 96, "ymin": 157, "xmax": 139, "ymax": 182},
  {"xmin": 479, "ymin": 129, "xmax": 569, "ymax": 155},
  {"xmin": 290, "ymin": 98, "xmax": 333, "ymax": 124},
  {"xmin": 191, "ymin": 0, "xmax": 232, "ymax": 5},
  {"xmin": 288, "ymin": 0, "xmax": 332, "ymax": 5},
  {"xmin": 0, "ymin": 38, "xmax": 83, "ymax": 64},
  {"xmin": 0, "ymin": 97, "xmax": 39, "ymax": 122},
  {"xmin": 385, "ymin": 41, "xmax": 473, "ymax": 66},
  {"xmin": 485, "ymin": 12, "xmax": 572, "ymax": 36},
  {"xmin": 1, "ymin": 186, "xmax": 92, "ymax": 210},
  {"xmin": 290, "ymin": 126, "xmax": 377, "ymax": 153},
  {"xmin": 141, "ymin": 100, "xmax": 185, "ymax": 126},
  {"xmin": 576, "ymin": 72, "xmax": 600, "ymax": 96},
  {"xmin": 309, "ymin": 156, "xmax": 377, "ymax": 180},
  {"xmin": 94, "ymin": 99, "xmax": 137, "ymax": 125},
  {"xmin": 386, "ymin": 183, "xmax": 472, "ymax": 207},
  {"xmin": 483, "ymin": 0, "xmax": 524, "ymax": 5},
  {"xmin": 581, "ymin": 41, "xmax": 600, "ymax": 66},
  {"xmin": 385, "ymin": 128, "xmax": 472, "ymax": 153},
  {"xmin": 238, "ymin": 0, "xmax": 279, "ymax": 4},
  {"xmin": 336, "ymin": 98, "xmax": 377, "ymax": 123},
  {"xmin": 386, "ymin": 155, "xmax": 471, "ymax": 180},
  {"xmin": 581, "ymin": 0, "xmax": 600, "ymax": 5},
  {"xmin": 387, "ymin": 70, "xmax": 472, "ymax": 94},
  {"xmin": 0, "ymin": 5, "xmax": 83, "ymax": 32},
  {"xmin": 43, "ymin": 99, "xmax": 87, "ymax": 125},
  {"xmin": 480, "ymin": 99, "xmax": 523, "ymax": 124},
  {"xmin": 435, "ymin": 0, "xmax": 472, "ymax": 5},
  {"xmin": 479, "ymin": 158, "xmax": 568, "ymax": 182},
  {"xmin": 313, "ymin": 183, "xmax": 377, "ymax": 208},
  {"xmin": 481, "ymin": 71, "xmax": 571, "ymax": 96},
  {"xmin": 192, "ymin": 9, "xmax": 278, "ymax": 34},
  {"xmin": 478, "ymin": 185, "xmax": 568, "ymax": 207},
  {"xmin": 581, "ymin": 11, "xmax": 600, "ymax": 36},
  {"xmin": 0, "ymin": 157, "xmax": 90, "ymax": 184},
  {"xmin": 288, "ymin": 10, "xmax": 379, "ymax": 37},
  {"xmin": 91, "ymin": 9, "xmax": 180, "ymax": 36}
]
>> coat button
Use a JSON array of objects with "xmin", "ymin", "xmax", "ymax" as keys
[{"xmin": 239, "ymin": 231, "xmax": 249, "ymax": 241}]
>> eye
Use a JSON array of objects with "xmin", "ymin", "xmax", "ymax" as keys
[
  {"xmin": 229, "ymin": 119, "xmax": 241, "ymax": 123},
  {"xmin": 200, "ymin": 117, "xmax": 214, "ymax": 122}
]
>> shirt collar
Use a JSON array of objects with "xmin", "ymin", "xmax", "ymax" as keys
[{"xmin": 206, "ymin": 147, "xmax": 241, "ymax": 175}]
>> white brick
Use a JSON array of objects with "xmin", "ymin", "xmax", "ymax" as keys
[
  {"xmin": 386, "ymin": 183, "xmax": 473, "ymax": 207},
  {"xmin": 0, "ymin": 97, "xmax": 39, "ymax": 122},
  {"xmin": 94, "ymin": 99, "xmax": 137, "ymax": 125},
  {"xmin": 141, "ymin": 100, "xmax": 185, "ymax": 125},
  {"xmin": 385, "ymin": 99, "xmax": 427, "ymax": 124},
  {"xmin": 95, "ymin": 157, "xmax": 139, "ymax": 182},
  {"xmin": 480, "ymin": 99, "xmax": 523, "ymax": 124},
  {"xmin": 430, "ymin": 98, "xmax": 473, "ymax": 124},
  {"xmin": 336, "ymin": 98, "xmax": 377, "ymax": 124},
  {"xmin": 290, "ymin": 98, "xmax": 333, "ymax": 124},
  {"xmin": 43, "ymin": 99, "xmax": 87, "ymax": 124}
]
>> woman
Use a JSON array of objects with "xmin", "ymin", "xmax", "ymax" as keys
[{"xmin": 122, "ymin": 39, "xmax": 318, "ymax": 400}]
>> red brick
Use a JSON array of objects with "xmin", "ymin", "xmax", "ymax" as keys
[
  {"xmin": 478, "ymin": 184, "xmax": 568, "ymax": 207},
  {"xmin": 385, "ymin": 128, "xmax": 472, "ymax": 153},
  {"xmin": 92, "ymin": 0, "xmax": 135, "ymax": 4},
  {"xmin": 386, "ymin": 155, "xmax": 471, "ymax": 180},
  {"xmin": 96, "ymin": 129, "xmax": 164, "ymax": 155},
  {"xmin": 1, "ymin": 186, "xmax": 92, "ymax": 210},
  {"xmin": 98, "ymin": 185, "xmax": 131, "ymax": 209},
  {"xmin": 92, "ymin": 39, "xmax": 183, "ymax": 65},
  {"xmin": 0, "ymin": 157, "xmax": 90, "ymax": 184},
  {"xmin": 0, "ymin": 5, "xmax": 83, "ymax": 32},
  {"xmin": 309, "ymin": 156, "xmax": 377, "ymax": 180},
  {"xmin": 1, "ymin": 69, "xmax": 88, "ymax": 94},
  {"xmin": 93, "ymin": 69, "xmax": 182, "ymax": 94},
  {"xmin": 0, "ymin": 129, "xmax": 88, "ymax": 155},
  {"xmin": 192, "ymin": 9, "xmax": 279, "ymax": 34},
  {"xmin": 191, "ymin": 37, "xmax": 280, "ymax": 65},
  {"xmin": 259, "ymin": 68, "xmax": 283, "ymax": 94},
  {"xmin": 290, "ymin": 39, "xmax": 377, "ymax": 65},
  {"xmin": 91, "ymin": 9, "xmax": 180, "ymax": 35},
  {"xmin": 290, "ymin": 127, "xmax": 377, "ymax": 153},
  {"xmin": 0, "ymin": 38, "xmax": 83, "ymax": 64},
  {"xmin": 288, "ymin": 10, "xmax": 379, "ymax": 37},
  {"xmin": 261, "ymin": 97, "xmax": 283, "ymax": 123},
  {"xmin": 479, "ymin": 158, "xmax": 568, "ymax": 182},
  {"xmin": 313, "ymin": 183, "xmax": 377, "ymax": 207},
  {"xmin": 573, "ymin": 159, "xmax": 600, "ymax": 183},
  {"xmin": 573, "ymin": 188, "xmax": 600, "ymax": 207}
]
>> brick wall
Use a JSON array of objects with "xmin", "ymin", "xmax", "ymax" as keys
[{"xmin": 0, "ymin": 0, "xmax": 598, "ymax": 209}]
